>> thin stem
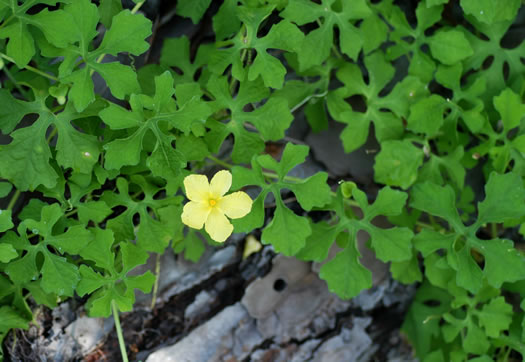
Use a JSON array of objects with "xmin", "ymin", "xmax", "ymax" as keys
[
  {"xmin": 0, "ymin": 52, "xmax": 58, "ymax": 81},
  {"xmin": 206, "ymin": 155, "xmax": 359, "ymax": 207},
  {"xmin": 112, "ymin": 300, "xmax": 129, "ymax": 362},
  {"xmin": 0, "ymin": 15, "xmax": 15, "ymax": 31},
  {"xmin": 150, "ymin": 253, "xmax": 161, "ymax": 310},
  {"xmin": 46, "ymin": 126, "xmax": 58, "ymax": 144},
  {"xmin": 2, "ymin": 65, "xmax": 31, "ymax": 100},
  {"xmin": 206, "ymin": 154, "xmax": 438, "ymax": 231},
  {"xmin": 6, "ymin": 190, "xmax": 21, "ymax": 211},
  {"xmin": 207, "ymin": 154, "xmax": 232, "ymax": 169},
  {"xmin": 491, "ymin": 223, "xmax": 498, "ymax": 238},
  {"xmin": 131, "ymin": 1, "xmax": 146, "ymax": 14}
]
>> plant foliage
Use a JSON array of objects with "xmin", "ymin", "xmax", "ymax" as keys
[{"xmin": 1, "ymin": 0, "xmax": 525, "ymax": 360}]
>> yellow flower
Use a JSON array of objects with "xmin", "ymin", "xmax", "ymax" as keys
[{"xmin": 181, "ymin": 170, "xmax": 253, "ymax": 242}]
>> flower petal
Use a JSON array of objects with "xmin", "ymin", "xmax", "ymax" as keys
[
  {"xmin": 205, "ymin": 208, "xmax": 233, "ymax": 242},
  {"xmin": 181, "ymin": 201, "xmax": 211, "ymax": 229},
  {"xmin": 184, "ymin": 174, "xmax": 210, "ymax": 202},
  {"xmin": 210, "ymin": 170, "xmax": 232, "ymax": 198},
  {"xmin": 218, "ymin": 191, "xmax": 253, "ymax": 219}
]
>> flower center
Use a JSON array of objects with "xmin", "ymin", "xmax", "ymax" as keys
[{"xmin": 209, "ymin": 199, "xmax": 217, "ymax": 207}]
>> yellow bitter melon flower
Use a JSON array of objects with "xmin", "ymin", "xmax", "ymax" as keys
[{"xmin": 181, "ymin": 170, "xmax": 253, "ymax": 242}]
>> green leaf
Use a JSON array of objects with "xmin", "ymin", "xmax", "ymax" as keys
[
  {"xmin": 319, "ymin": 240, "xmax": 372, "ymax": 299},
  {"xmin": 101, "ymin": 72, "xmax": 204, "ymax": 177},
  {"xmin": 90, "ymin": 62, "xmax": 141, "ymax": 100},
  {"xmin": 454, "ymin": 243, "xmax": 483, "ymax": 293},
  {"xmin": 98, "ymin": 0, "xmax": 123, "ymax": 28},
  {"xmin": 0, "ymin": 306, "xmax": 30, "ymax": 332},
  {"xmin": 429, "ymin": 30, "xmax": 473, "ymax": 65},
  {"xmin": 374, "ymin": 140, "xmax": 424, "ymax": 190},
  {"xmin": 463, "ymin": 321, "xmax": 490, "ymax": 354},
  {"xmin": 477, "ymin": 296, "xmax": 512, "ymax": 338},
  {"xmin": 78, "ymin": 242, "xmax": 154, "ymax": 317},
  {"xmin": 136, "ymin": 212, "xmax": 172, "ymax": 253},
  {"xmin": 407, "ymin": 95, "xmax": 448, "ymax": 136},
  {"xmin": 402, "ymin": 282, "xmax": 453, "ymax": 358},
  {"xmin": 101, "ymin": 176, "xmax": 180, "ymax": 253},
  {"xmin": 98, "ymin": 10, "xmax": 151, "ymax": 56},
  {"xmin": 173, "ymin": 230, "xmax": 205, "ymax": 262},
  {"xmin": 365, "ymin": 225, "xmax": 413, "ymax": 262},
  {"xmin": 79, "ymin": 228, "xmax": 114, "ymax": 270},
  {"xmin": 476, "ymin": 172, "xmax": 525, "ymax": 225},
  {"xmin": 460, "ymin": 0, "xmax": 520, "ymax": 24},
  {"xmin": 366, "ymin": 187, "xmax": 408, "ymax": 219},
  {"xmin": 247, "ymin": 20, "xmax": 304, "ymax": 88},
  {"xmin": 463, "ymin": 20, "xmax": 525, "ymax": 108},
  {"xmin": 361, "ymin": 13, "xmax": 389, "ymax": 54},
  {"xmin": 410, "ymin": 182, "xmax": 464, "ymax": 231},
  {"xmin": 55, "ymin": 120, "xmax": 100, "ymax": 174},
  {"xmin": 0, "ymin": 117, "xmax": 58, "ymax": 191},
  {"xmin": 390, "ymin": 254, "xmax": 422, "ymax": 284},
  {"xmin": 99, "ymin": 103, "xmax": 143, "ymax": 130},
  {"xmin": 0, "ymin": 89, "xmax": 33, "ymax": 134},
  {"xmin": 231, "ymin": 190, "xmax": 267, "ymax": 233},
  {"xmin": 0, "ymin": 209, "xmax": 14, "ymax": 232},
  {"xmin": 103, "ymin": 127, "xmax": 147, "ymax": 169},
  {"xmin": 210, "ymin": 6, "xmax": 303, "ymax": 88},
  {"xmin": 0, "ymin": 242, "xmax": 17, "ymax": 263},
  {"xmin": 262, "ymin": 196, "xmax": 311, "ymax": 256},
  {"xmin": 282, "ymin": 0, "xmax": 371, "ymax": 69},
  {"xmin": 477, "ymin": 237, "xmax": 525, "ymax": 288},
  {"xmin": 327, "ymin": 53, "xmax": 415, "ymax": 152},
  {"xmin": 296, "ymin": 221, "xmax": 338, "ymax": 262},
  {"xmin": 176, "ymin": 134, "xmax": 209, "ymax": 161},
  {"xmin": 287, "ymin": 172, "xmax": 332, "ymax": 210},
  {"xmin": 40, "ymin": 253, "xmax": 80, "ymax": 297},
  {"xmin": 24, "ymin": 8, "xmax": 77, "ymax": 48},
  {"xmin": 242, "ymin": 98, "xmax": 293, "ymax": 140},
  {"xmin": 213, "ymin": 0, "xmax": 241, "ymax": 40},
  {"xmin": 0, "ymin": 182, "xmax": 12, "ymax": 198},
  {"xmin": 158, "ymin": 36, "xmax": 213, "ymax": 85},
  {"xmin": 0, "ymin": 22, "xmax": 35, "ymax": 68},
  {"xmin": 493, "ymin": 88, "xmax": 525, "ymax": 131},
  {"xmin": 50, "ymin": 5, "xmax": 152, "ymax": 110},
  {"xmin": 258, "ymin": 142, "xmax": 309, "ymax": 179},
  {"xmin": 176, "ymin": 0, "xmax": 212, "ymax": 24},
  {"xmin": 65, "ymin": 68, "xmax": 95, "ymax": 111}
]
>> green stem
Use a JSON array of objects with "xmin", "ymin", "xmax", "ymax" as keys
[
  {"xmin": 0, "ymin": 15, "xmax": 14, "ymax": 31},
  {"xmin": 112, "ymin": 300, "xmax": 129, "ymax": 362},
  {"xmin": 491, "ymin": 223, "xmax": 498, "ymax": 238},
  {"xmin": 131, "ymin": 1, "xmax": 146, "ymax": 14},
  {"xmin": 206, "ymin": 154, "xmax": 358, "ymax": 206},
  {"xmin": 207, "ymin": 154, "xmax": 232, "ymax": 169},
  {"xmin": 2, "ymin": 64, "xmax": 31, "ymax": 100},
  {"xmin": 0, "ymin": 52, "xmax": 58, "ymax": 81},
  {"xmin": 46, "ymin": 126, "xmax": 58, "ymax": 144},
  {"xmin": 6, "ymin": 190, "xmax": 21, "ymax": 211},
  {"xmin": 150, "ymin": 253, "xmax": 161, "ymax": 310},
  {"xmin": 206, "ymin": 154, "xmax": 438, "ymax": 231}
]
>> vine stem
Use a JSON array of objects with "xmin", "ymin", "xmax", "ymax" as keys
[
  {"xmin": 0, "ymin": 52, "xmax": 58, "ymax": 81},
  {"xmin": 6, "ymin": 190, "xmax": 21, "ymax": 211},
  {"xmin": 206, "ymin": 154, "xmax": 435, "ymax": 231},
  {"xmin": 112, "ymin": 300, "xmax": 129, "ymax": 362},
  {"xmin": 2, "ymin": 65, "xmax": 31, "ymax": 100},
  {"xmin": 150, "ymin": 253, "xmax": 161, "ymax": 310},
  {"xmin": 0, "ymin": 15, "xmax": 14, "ymax": 30},
  {"xmin": 131, "ymin": 1, "xmax": 146, "ymax": 14}
]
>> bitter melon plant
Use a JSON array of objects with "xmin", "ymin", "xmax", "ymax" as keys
[{"xmin": 1, "ymin": 0, "xmax": 525, "ymax": 360}]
